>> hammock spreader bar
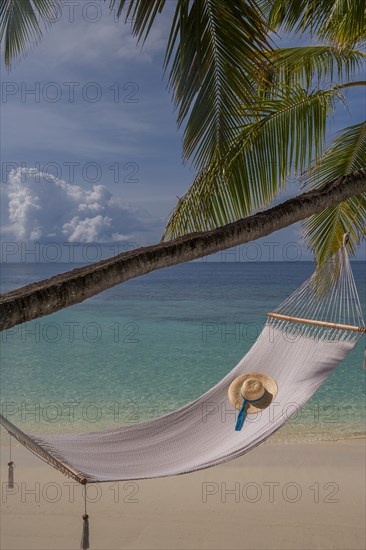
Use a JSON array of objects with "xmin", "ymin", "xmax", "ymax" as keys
[{"xmin": 267, "ymin": 313, "xmax": 366, "ymax": 333}]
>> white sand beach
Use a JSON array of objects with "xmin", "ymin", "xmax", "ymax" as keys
[{"xmin": 1, "ymin": 434, "xmax": 365, "ymax": 550}]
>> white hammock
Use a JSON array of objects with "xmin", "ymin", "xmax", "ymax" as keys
[{"xmin": 1, "ymin": 240, "xmax": 364, "ymax": 485}]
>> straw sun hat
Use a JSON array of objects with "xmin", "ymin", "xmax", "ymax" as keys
[{"xmin": 228, "ymin": 372, "xmax": 277, "ymax": 431}]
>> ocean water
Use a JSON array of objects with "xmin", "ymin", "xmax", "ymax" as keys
[{"xmin": 1, "ymin": 261, "xmax": 365, "ymax": 442}]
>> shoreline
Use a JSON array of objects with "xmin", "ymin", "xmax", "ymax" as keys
[{"xmin": 1, "ymin": 435, "xmax": 365, "ymax": 549}]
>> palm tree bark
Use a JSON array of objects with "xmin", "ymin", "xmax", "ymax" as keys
[{"xmin": 1, "ymin": 169, "xmax": 365, "ymax": 331}]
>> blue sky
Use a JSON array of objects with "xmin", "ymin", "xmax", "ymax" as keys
[{"xmin": 1, "ymin": 2, "xmax": 365, "ymax": 261}]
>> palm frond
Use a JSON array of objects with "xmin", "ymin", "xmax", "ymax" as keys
[
  {"xmin": 302, "ymin": 121, "xmax": 366, "ymax": 263},
  {"xmin": 269, "ymin": 0, "xmax": 366, "ymax": 48},
  {"xmin": 163, "ymin": 84, "xmax": 343, "ymax": 240},
  {"xmin": 259, "ymin": 46, "xmax": 365, "ymax": 92},
  {"xmin": 112, "ymin": 1, "xmax": 273, "ymax": 168},
  {"xmin": 166, "ymin": 0, "xmax": 272, "ymax": 167},
  {"xmin": 108, "ymin": 0, "xmax": 166, "ymax": 42},
  {"xmin": 0, "ymin": 0, "xmax": 62, "ymax": 67}
]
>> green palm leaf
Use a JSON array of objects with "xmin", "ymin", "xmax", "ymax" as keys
[
  {"xmin": 0, "ymin": 0, "xmax": 62, "ymax": 67},
  {"xmin": 167, "ymin": 0, "xmax": 272, "ymax": 167},
  {"xmin": 108, "ymin": 0, "xmax": 165, "ymax": 42},
  {"xmin": 259, "ymin": 46, "xmax": 365, "ymax": 91},
  {"xmin": 163, "ymin": 84, "xmax": 343, "ymax": 240},
  {"xmin": 112, "ymin": 0, "xmax": 272, "ymax": 168},
  {"xmin": 302, "ymin": 121, "xmax": 366, "ymax": 264},
  {"xmin": 268, "ymin": 0, "xmax": 366, "ymax": 48}
]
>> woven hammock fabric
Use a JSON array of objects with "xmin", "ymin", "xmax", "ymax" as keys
[{"xmin": 0, "ymin": 243, "xmax": 364, "ymax": 483}]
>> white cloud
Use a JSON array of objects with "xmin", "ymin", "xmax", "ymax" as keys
[{"xmin": 3, "ymin": 168, "xmax": 161, "ymax": 243}]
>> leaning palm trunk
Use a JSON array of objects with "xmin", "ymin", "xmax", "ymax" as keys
[{"xmin": 1, "ymin": 169, "xmax": 365, "ymax": 331}]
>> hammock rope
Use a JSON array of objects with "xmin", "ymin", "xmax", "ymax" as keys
[{"xmin": 268, "ymin": 241, "xmax": 364, "ymax": 341}]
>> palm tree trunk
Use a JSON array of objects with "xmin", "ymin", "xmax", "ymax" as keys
[{"xmin": 1, "ymin": 169, "xmax": 365, "ymax": 331}]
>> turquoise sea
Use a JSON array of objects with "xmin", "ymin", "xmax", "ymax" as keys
[{"xmin": 1, "ymin": 261, "xmax": 365, "ymax": 442}]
